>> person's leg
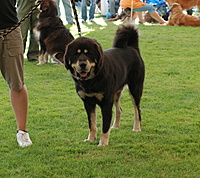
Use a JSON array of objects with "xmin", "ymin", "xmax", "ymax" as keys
[
  {"xmin": 81, "ymin": 0, "xmax": 87, "ymax": 21},
  {"xmin": 17, "ymin": 0, "xmax": 31, "ymax": 51},
  {"xmin": 10, "ymin": 86, "xmax": 28, "ymax": 131},
  {"xmin": 149, "ymin": 11, "xmax": 166, "ymax": 24},
  {"xmin": 109, "ymin": 0, "xmax": 116, "ymax": 17},
  {"xmin": 62, "ymin": 0, "xmax": 74, "ymax": 24},
  {"xmin": 55, "ymin": 0, "xmax": 61, "ymax": 16},
  {"xmin": 27, "ymin": 9, "xmax": 39, "ymax": 61},
  {"xmin": 1, "ymin": 27, "xmax": 32, "ymax": 147},
  {"xmin": 89, "ymin": 0, "xmax": 96, "ymax": 20},
  {"xmin": 137, "ymin": 12, "xmax": 145, "ymax": 23},
  {"xmin": 134, "ymin": 4, "xmax": 166, "ymax": 24}
]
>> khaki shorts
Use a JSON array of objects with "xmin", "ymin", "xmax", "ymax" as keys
[{"xmin": 0, "ymin": 27, "xmax": 24, "ymax": 91}]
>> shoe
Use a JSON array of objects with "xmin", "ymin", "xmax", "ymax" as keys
[
  {"xmin": 16, "ymin": 130, "xmax": 32, "ymax": 147},
  {"xmin": 68, "ymin": 21, "xmax": 75, "ymax": 25},
  {"xmin": 89, "ymin": 19, "xmax": 94, "ymax": 22},
  {"xmin": 28, "ymin": 59, "xmax": 38, "ymax": 62},
  {"xmin": 82, "ymin": 20, "xmax": 86, "ymax": 23}
]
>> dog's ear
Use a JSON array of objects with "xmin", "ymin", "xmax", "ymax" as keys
[
  {"xmin": 93, "ymin": 40, "xmax": 104, "ymax": 70},
  {"xmin": 64, "ymin": 42, "xmax": 73, "ymax": 70}
]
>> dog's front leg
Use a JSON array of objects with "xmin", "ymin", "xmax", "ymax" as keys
[
  {"xmin": 83, "ymin": 102, "xmax": 97, "ymax": 142},
  {"xmin": 98, "ymin": 103, "xmax": 113, "ymax": 146},
  {"xmin": 37, "ymin": 40, "xmax": 47, "ymax": 65}
]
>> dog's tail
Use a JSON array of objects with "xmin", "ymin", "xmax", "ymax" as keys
[{"xmin": 113, "ymin": 24, "xmax": 139, "ymax": 48}]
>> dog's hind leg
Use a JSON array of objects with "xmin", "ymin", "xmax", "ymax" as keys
[
  {"xmin": 52, "ymin": 53, "xmax": 64, "ymax": 65},
  {"xmin": 44, "ymin": 52, "xmax": 48, "ymax": 63},
  {"xmin": 128, "ymin": 86, "xmax": 142, "ymax": 132},
  {"xmin": 37, "ymin": 40, "xmax": 47, "ymax": 65},
  {"xmin": 84, "ymin": 103, "xmax": 97, "ymax": 142},
  {"xmin": 111, "ymin": 90, "xmax": 123, "ymax": 129},
  {"xmin": 37, "ymin": 52, "xmax": 45, "ymax": 65}
]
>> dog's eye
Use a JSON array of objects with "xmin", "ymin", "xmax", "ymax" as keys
[
  {"xmin": 84, "ymin": 49, "xmax": 88, "ymax": 53},
  {"xmin": 77, "ymin": 49, "xmax": 81, "ymax": 53}
]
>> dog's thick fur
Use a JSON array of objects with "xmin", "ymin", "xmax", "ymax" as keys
[
  {"xmin": 165, "ymin": 0, "xmax": 200, "ymax": 10},
  {"xmin": 167, "ymin": 3, "xmax": 200, "ymax": 26},
  {"xmin": 64, "ymin": 25, "xmax": 145, "ymax": 146},
  {"xmin": 35, "ymin": 0, "xmax": 74, "ymax": 65}
]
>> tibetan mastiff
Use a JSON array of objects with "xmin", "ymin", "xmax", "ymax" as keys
[
  {"xmin": 35, "ymin": 0, "xmax": 74, "ymax": 65},
  {"xmin": 64, "ymin": 24, "xmax": 145, "ymax": 146},
  {"xmin": 167, "ymin": 3, "xmax": 200, "ymax": 26}
]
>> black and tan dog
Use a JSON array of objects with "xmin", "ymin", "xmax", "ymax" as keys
[
  {"xmin": 64, "ymin": 24, "xmax": 145, "ymax": 146},
  {"xmin": 35, "ymin": 0, "xmax": 74, "ymax": 65}
]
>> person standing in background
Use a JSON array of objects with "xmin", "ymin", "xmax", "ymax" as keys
[
  {"xmin": 0, "ymin": 0, "xmax": 32, "ymax": 147},
  {"xmin": 81, "ymin": 0, "xmax": 96, "ymax": 22},
  {"xmin": 108, "ymin": 0, "xmax": 120, "ymax": 18},
  {"xmin": 55, "ymin": 0, "xmax": 75, "ymax": 24},
  {"xmin": 17, "ymin": 0, "xmax": 39, "ymax": 62}
]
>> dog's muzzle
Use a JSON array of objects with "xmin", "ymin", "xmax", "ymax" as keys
[{"xmin": 71, "ymin": 59, "xmax": 96, "ymax": 80}]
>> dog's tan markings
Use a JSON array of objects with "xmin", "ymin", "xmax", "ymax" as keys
[
  {"xmin": 71, "ymin": 63, "xmax": 76, "ymax": 68},
  {"xmin": 77, "ymin": 49, "xmax": 81, "ymax": 53},
  {"xmin": 129, "ymin": 94, "xmax": 141, "ymax": 132},
  {"xmin": 98, "ymin": 130, "xmax": 110, "ymax": 146},
  {"xmin": 112, "ymin": 90, "xmax": 123, "ymax": 129},
  {"xmin": 77, "ymin": 91, "xmax": 104, "ymax": 101},
  {"xmin": 77, "ymin": 91, "xmax": 85, "ymax": 99},
  {"xmin": 84, "ymin": 108, "xmax": 97, "ymax": 142},
  {"xmin": 84, "ymin": 49, "xmax": 88, "ymax": 53}
]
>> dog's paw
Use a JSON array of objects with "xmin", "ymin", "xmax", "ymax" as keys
[
  {"xmin": 84, "ymin": 138, "xmax": 95, "ymax": 142},
  {"xmin": 98, "ymin": 142, "xmax": 107, "ymax": 146},
  {"xmin": 36, "ymin": 62, "xmax": 45, "ymax": 65},
  {"xmin": 111, "ymin": 124, "xmax": 120, "ymax": 129},
  {"xmin": 132, "ymin": 128, "xmax": 141, "ymax": 132}
]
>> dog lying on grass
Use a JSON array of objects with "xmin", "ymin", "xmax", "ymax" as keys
[
  {"xmin": 167, "ymin": 3, "xmax": 200, "ymax": 27},
  {"xmin": 165, "ymin": 0, "xmax": 200, "ymax": 11}
]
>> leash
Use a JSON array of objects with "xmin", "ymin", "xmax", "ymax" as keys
[
  {"xmin": 0, "ymin": 0, "xmax": 43, "ymax": 40},
  {"xmin": 70, "ymin": 0, "xmax": 82, "ymax": 37}
]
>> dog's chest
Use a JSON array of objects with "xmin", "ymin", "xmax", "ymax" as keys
[{"xmin": 78, "ymin": 90, "xmax": 104, "ymax": 101}]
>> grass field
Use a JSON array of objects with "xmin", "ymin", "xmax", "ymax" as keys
[{"xmin": 0, "ymin": 14, "xmax": 199, "ymax": 177}]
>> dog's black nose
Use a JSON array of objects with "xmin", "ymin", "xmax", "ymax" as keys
[{"xmin": 79, "ymin": 62, "xmax": 87, "ymax": 69}]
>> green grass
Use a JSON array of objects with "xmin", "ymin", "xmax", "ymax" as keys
[{"xmin": 0, "ymin": 14, "xmax": 199, "ymax": 177}]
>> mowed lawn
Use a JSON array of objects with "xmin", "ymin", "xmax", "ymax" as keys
[{"xmin": 0, "ymin": 15, "xmax": 199, "ymax": 177}]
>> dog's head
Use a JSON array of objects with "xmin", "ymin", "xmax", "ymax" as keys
[
  {"xmin": 64, "ymin": 37, "xmax": 104, "ymax": 81},
  {"xmin": 39, "ymin": 0, "xmax": 58, "ymax": 17},
  {"xmin": 169, "ymin": 3, "xmax": 183, "ymax": 14}
]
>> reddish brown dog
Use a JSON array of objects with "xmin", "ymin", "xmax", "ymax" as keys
[
  {"xmin": 167, "ymin": 3, "xmax": 200, "ymax": 27},
  {"xmin": 165, "ymin": 0, "xmax": 200, "ymax": 10}
]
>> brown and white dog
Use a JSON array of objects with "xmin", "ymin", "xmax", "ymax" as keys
[
  {"xmin": 167, "ymin": 3, "xmax": 200, "ymax": 26},
  {"xmin": 64, "ymin": 24, "xmax": 145, "ymax": 146},
  {"xmin": 35, "ymin": 0, "xmax": 74, "ymax": 65}
]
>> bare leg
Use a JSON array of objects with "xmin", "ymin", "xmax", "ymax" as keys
[
  {"xmin": 10, "ymin": 85, "xmax": 28, "ymax": 131},
  {"xmin": 150, "ymin": 11, "xmax": 166, "ymax": 24},
  {"xmin": 137, "ymin": 12, "xmax": 145, "ymax": 23}
]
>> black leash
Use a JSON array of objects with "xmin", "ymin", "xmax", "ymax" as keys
[
  {"xmin": 0, "ymin": 0, "xmax": 43, "ymax": 39},
  {"xmin": 70, "ymin": 0, "xmax": 82, "ymax": 37}
]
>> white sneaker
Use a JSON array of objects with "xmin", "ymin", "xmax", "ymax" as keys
[{"xmin": 16, "ymin": 130, "xmax": 32, "ymax": 147}]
